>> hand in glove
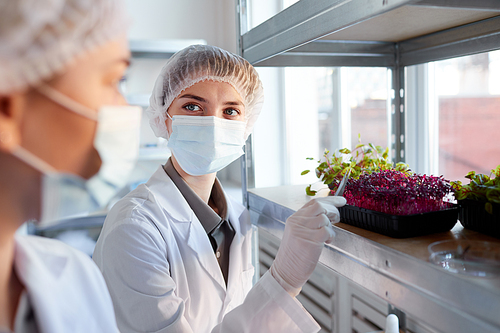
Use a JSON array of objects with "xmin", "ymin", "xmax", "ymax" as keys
[{"xmin": 269, "ymin": 196, "xmax": 346, "ymax": 297}]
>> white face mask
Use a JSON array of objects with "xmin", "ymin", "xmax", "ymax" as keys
[
  {"xmin": 167, "ymin": 115, "xmax": 246, "ymax": 176},
  {"xmin": 88, "ymin": 105, "xmax": 142, "ymax": 207},
  {"xmin": 11, "ymin": 85, "xmax": 142, "ymax": 227}
]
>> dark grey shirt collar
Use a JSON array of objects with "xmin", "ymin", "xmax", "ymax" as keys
[{"xmin": 163, "ymin": 158, "xmax": 228, "ymax": 234}]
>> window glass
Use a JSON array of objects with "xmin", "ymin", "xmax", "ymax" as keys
[
  {"xmin": 246, "ymin": 0, "xmax": 299, "ymax": 31},
  {"xmin": 252, "ymin": 66, "xmax": 389, "ymax": 188},
  {"xmin": 434, "ymin": 50, "xmax": 500, "ymax": 182},
  {"xmin": 246, "ymin": 0, "xmax": 281, "ymax": 31},
  {"xmin": 346, "ymin": 67, "xmax": 389, "ymax": 150},
  {"xmin": 282, "ymin": 0, "xmax": 300, "ymax": 10}
]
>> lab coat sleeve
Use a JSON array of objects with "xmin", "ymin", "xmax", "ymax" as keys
[
  {"xmin": 213, "ymin": 271, "xmax": 321, "ymax": 333},
  {"xmin": 97, "ymin": 221, "xmax": 319, "ymax": 333},
  {"xmin": 96, "ymin": 221, "xmax": 196, "ymax": 333}
]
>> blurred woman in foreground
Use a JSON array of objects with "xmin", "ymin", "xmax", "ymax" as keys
[{"xmin": 0, "ymin": 0, "xmax": 139, "ymax": 331}]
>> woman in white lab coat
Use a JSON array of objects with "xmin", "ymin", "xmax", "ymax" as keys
[
  {"xmin": 93, "ymin": 44, "xmax": 346, "ymax": 333},
  {"xmin": 0, "ymin": 0, "xmax": 135, "ymax": 331}
]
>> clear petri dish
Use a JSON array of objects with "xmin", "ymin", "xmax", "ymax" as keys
[{"xmin": 428, "ymin": 240, "xmax": 500, "ymax": 277}]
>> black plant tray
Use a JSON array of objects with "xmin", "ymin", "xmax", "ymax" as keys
[
  {"xmin": 339, "ymin": 204, "xmax": 459, "ymax": 238},
  {"xmin": 458, "ymin": 199, "xmax": 500, "ymax": 238}
]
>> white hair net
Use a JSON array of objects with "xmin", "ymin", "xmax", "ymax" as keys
[
  {"xmin": 146, "ymin": 44, "xmax": 264, "ymax": 140},
  {"xmin": 0, "ymin": 0, "xmax": 129, "ymax": 94}
]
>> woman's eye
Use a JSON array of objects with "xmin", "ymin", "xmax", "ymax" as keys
[
  {"xmin": 224, "ymin": 108, "xmax": 239, "ymax": 116},
  {"xmin": 184, "ymin": 104, "xmax": 201, "ymax": 112}
]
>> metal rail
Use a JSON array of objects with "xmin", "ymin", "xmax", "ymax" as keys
[
  {"xmin": 240, "ymin": 0, "xmax": 500, "ymax": 68},
  {"xmin": 241, "ymin": 0, "xmax": 413, "ymax": 65}
]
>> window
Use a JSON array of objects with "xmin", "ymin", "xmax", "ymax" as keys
[
  {"xmin": 245, "ymin": 0, "xmax": 300, "ymax": 31},
  {"xmin": 434, "ymin": 51, "xmax": 500, "ymax": 182},
  {"xmin": 252, "ymin": 67, "xmax": 390, "ymax": 188},
  {"xmin": 252, "ymin": 50, "xmax": 500, "ymax": 189}
]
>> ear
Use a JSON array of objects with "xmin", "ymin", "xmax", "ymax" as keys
[{"xmin": 0, "ymin": 94, "xmax": 23, "ymax": 153}]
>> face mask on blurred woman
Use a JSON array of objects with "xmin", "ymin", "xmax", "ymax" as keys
[{"xmin": 11, "ymin": 84, "xmax": 141, "ymax": 226}]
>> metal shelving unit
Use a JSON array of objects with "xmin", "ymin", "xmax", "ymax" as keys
[
  {"xmin": 237, "ymin": 1, "xmax": 500, "ymax": 332},
  {"xmin": 238, "ymin": 0, "xmax": 500, "ymax": 184}
]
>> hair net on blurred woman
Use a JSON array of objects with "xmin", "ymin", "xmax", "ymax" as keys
[
  {"xmin": 0, "ymin": 0, "xmax": 141, "ymax": 331},
  {"xmin": 93, "ymin": 44, "xmax": 346, "ymax": 333}
]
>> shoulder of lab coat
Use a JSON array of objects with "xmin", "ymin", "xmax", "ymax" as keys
[
  {"xmin": 14, "ymin": 234, "xmax": 119, "ymax": 333},
  {"xmin": 94, "ymin": 165, "xmax": 319, "ymax": 333}
]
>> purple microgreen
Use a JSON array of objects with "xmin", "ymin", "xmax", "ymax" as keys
[{"xmin": 337, "ymin": 170, "xmax": 453, "ymax": 215}]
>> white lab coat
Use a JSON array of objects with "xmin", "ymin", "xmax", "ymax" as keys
[
  {"xmin": 13, "ymin": 234, "xmax": 119, "ymax": 332},
  {"xmin": 93, "ymin": 165, "xmax": 320, "ymax": 333}
]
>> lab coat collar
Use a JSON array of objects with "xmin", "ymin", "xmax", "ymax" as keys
[
  {"xmin": 163, "ymin": 158, "xmax": 227, "ymax": 234},
  {"xmin": 147, "ymin": 166, "xmax": 228, "ymax": 290},
  {"xmin": 146, "ymin": 165, "xmax": 195, "ymax": 223},
  {"xmin": 221, "ymin": 190, "xmax": 255, "ymax": 312},
  {"xmin": 14, "ymin": 235, "xmax": 76, "ymax": 333},
  {"xmin": 13, "ymin": 235, "xmax": 117, "ymax": 333},
  {"xmin": 185, "ymin": 182, "xmax": 248, "ymax": 294},
  {"xmin": 147, "ymin": 165, "xmax": 250, "ymax": 296}
]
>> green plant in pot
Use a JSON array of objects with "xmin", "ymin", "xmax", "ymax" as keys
[
  {"xmin": 302, "ymin": 139, "xmax": 409, "ymax": 196},
  {"xmin": 302, "ymin": 140, "xmax": 458, "ymax": 238},
  {"xmin": 451, "ymin": 165, "xmax": 500, "ymax": 237}
]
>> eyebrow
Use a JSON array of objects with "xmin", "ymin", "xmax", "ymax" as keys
[
  {"xmin": 179, "ymin": 94, "xmax": 207, "ymax": 103},
  {"xmin": 179, "ymin": 94, "xmax": 244, "ymax": 106},
  {"xmin": 224, "ymin": 101, "xmax": 244, "ymax": 106}
]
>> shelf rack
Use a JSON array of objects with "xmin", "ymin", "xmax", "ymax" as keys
[
  {"xmin": 239, "ymin": 0, "xmax": 500, "ymax": 178},
  {"xmin": 240, "ymin": 1, "xmax": 500, "ymax": 67},
  {"xmin": 237, "ymin": 1, "xmax": 500, "ymax": 332}
]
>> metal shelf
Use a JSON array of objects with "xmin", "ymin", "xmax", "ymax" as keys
[
  {"xmin": 238, "ymin": 0, "xmax": 500, "ymax": 168},
  {"xmin": 240, "ymin": 0, "xmax": 500, "ymax": 67},
  {"xmin": 248, "ymin": 186, "xmax": 500, "ymax": 333}
]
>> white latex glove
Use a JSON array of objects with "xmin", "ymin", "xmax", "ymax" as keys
[{"xmin": 270, "ymin": 196, "xmax": 346, "ymax": 297}]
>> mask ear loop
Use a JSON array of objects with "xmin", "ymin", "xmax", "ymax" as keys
[
  {"xmin": 165, "ymin": 111, "xmax": 173, "ymax": 140},
  {"xmin": 11, "ymin": 84, "xmax": 99, "ymax": 175},
  {"xmin": 11, "ymin": 146, "xmax": 58, "ymax": 175},
  {"xmin": 37, "ymin": 84, "xmax": 99, "ymax": 121}
]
